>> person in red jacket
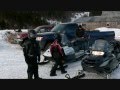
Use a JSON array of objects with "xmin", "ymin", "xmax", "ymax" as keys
[{"xmin": 50, "ymin": 39, "xmax": 67, "ymax": 76}]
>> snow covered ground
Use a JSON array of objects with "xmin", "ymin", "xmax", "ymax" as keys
[{"xmin": 0, "ymin": 29, "xmax": 120, "ymax": 79}]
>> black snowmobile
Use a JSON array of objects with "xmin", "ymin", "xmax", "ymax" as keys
[{"xmin": 81, "ymin": 39, "xmax": 120, "ymax": 74}]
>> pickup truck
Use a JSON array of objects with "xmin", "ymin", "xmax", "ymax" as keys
[{"xmin": 37, "ymin": 23, "xmax": 115, "ymax": 51}]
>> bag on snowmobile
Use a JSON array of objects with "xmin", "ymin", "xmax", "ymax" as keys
[
  {"xmin": 63, "ymin": 46, "xmax": 75, "ymax": 55},
  {"xmin": 62, "ymin": 46, "xmax": 76, "ymax": 62}
]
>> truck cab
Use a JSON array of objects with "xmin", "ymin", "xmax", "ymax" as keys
[{"xmin": 37, "ymin": 23, "xmax": 79, "ymax": 50}]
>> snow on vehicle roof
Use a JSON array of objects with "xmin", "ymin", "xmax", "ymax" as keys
[
  {"xmin": 95, "ymin": 27, "xmax": 120, "ymax": 41},
  {"xmin": 59, "ymin": 22, "xmax": 78, "ymax": 25}
]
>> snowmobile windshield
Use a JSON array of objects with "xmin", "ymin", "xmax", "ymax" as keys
[{"xmin": 91, "ymin": 40, "xmax": 110, "ymax": 52}]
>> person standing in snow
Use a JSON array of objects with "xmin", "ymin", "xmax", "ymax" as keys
[
  {"xmin": 21, "ymin": 29, "xmax": 41, "ymax": 79},
  {"xmin": 50, "ymin": 37, "xmax": 67, "ymax": 76}
]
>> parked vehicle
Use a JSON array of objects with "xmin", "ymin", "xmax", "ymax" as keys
[
  {"xmin": 81, "ymin": 39, "xmax": 120, "ymax": 74},
  {"xmin": 37, "ymin": 22, "xmax": 115, "ymax": 51},
  {"xmin": 5, "ymin": 31, "xmax": 18, "ymax": 44},
  {"xmin": 43, "ymin": 30, "xmax": 115, "ymax": 63},
  {"xmin": 17, "ymin": 25, "xmax": 54, "ymax": 45},
  {"xmin": 37, "ymin": 23, "xmax": 81, "ymax": 51},
  {"xmin": 34, "ymin": 25, "xmax": 54, "ymax": 33}
]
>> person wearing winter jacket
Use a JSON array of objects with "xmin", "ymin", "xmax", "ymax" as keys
[
  {"xmin": 21, "ymin": 29, "xmax": 41, "ymax": 79},
  {"xmin": 50, "ymin": 39, "xmax": 67, "ymax": 76},
  {"xmin": 76, "ymin": 24, "xmax": 85, "ymax": 38}
]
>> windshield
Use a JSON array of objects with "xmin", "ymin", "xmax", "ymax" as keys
[
  {"xmin": 92, "ymin": 39, "xmax": 110, "ymax": 51},
  {"xmin": 51, "ymin": 24, "xmax": 66, "ymax": 33},
  {"xmin": 34, "ymin": 26, "xmax": 41, "ymax": 30}
]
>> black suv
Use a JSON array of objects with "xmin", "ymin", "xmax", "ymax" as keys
[
  {"xmin": 37, "ymin": 23, "xmax": 79, "ymax": 51},
  {"xmin": 37, "ymin": 23, "xmax": 115, "ymax": 51}
]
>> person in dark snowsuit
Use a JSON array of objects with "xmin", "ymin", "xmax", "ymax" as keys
[
  {"xmin": 50, "ymin": 38, "xmax": 67, "ymax": 76},
  {"xmin": 21, "ymin": 29, "xmax": 41, "ymax": 79},
  {"xmin": 76, "ymin": 25, "xmax": 85, "ymax": 38}
]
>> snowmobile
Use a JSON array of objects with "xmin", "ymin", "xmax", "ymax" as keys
[
  {"xmin": 43, "ymin": 37, "xmax": 87, "ymax": 63},
  {"xmin": 81, "ymin": 39, "xmax": 120, "ymax": 74}
]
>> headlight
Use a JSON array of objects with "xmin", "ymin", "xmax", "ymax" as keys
[
  {"xmin": 36, "ymin": 37, "xmax": 43, "ymax": 41},
  {"xmin": 92, "ymin": 51, "xmax": 104, "ymax": 56}
]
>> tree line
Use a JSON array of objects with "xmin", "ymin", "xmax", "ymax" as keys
[{"xmin": 0, "ymin": 11, "xmax": 102, "ymax": 29}]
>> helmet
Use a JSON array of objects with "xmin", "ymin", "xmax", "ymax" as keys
[{"xmin": 28, "ymin": 29, "xmax": 37, "ymax": 39}]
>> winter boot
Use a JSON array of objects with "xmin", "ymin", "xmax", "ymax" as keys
[
  {"xmin": 61, "ymin": 70, "xmax": 67, "ymax": 74},
  {"xmin": 50, "ymin": 73, "xmax": 57, "ymax": 76},
  {"xmin": 50, "ymin": 67, "xmax": 57, "ymax": 76}
]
